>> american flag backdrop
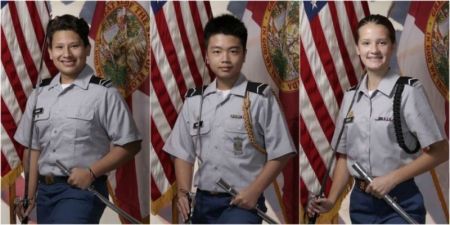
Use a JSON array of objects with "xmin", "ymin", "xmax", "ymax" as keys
[
  {"xmin": 150, "ymin": 1, "xmax": 213, "ymax": 215},
  {"xmin": 299, "ymin": 1, "xmax": 369, "ymax": 221},
  {"xmin": 1, "ymin": 1, "xmax": 57, "ymax": 188}
]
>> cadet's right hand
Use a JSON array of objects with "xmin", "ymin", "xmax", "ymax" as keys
[
  {"xmin": 15, "ymin": 197, "xmax": 35, "ymax": 222},
  {"xmin": 306, "ymin": 197, "xmax": 334, "ymax": 218},
  {"xmin": 176, "ymin": 190, "xmax": 190, "ymax": 222}
]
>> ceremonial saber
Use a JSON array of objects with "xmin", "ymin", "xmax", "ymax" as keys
[
  {"xmin": 216, "ymin": 178, "xmax": 278, "ymax": 224},
  {"xmin": 55, "ymin": 160, "xmax": 141, "ymax": 224},
  {"xmin": 352, "ymin": 162, "xmax": 418, "ymax": 224}
]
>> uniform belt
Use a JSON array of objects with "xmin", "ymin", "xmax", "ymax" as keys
[
  {"xmin": 38, "ymin": 175, "xmax": 68, "ymax": 185},
  {"xmin": 38, "ymin": 174, "xmax": 107, "ymax": 185},
  {"xmin": 354, "ymin": 177, "xmax": 370, "ymax": 192},
  {"xmin": 197, "ymin": 189, "xmax": 230, "ymax": 197}
]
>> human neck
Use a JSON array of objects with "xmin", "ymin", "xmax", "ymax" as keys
[
  {"xmin": 366, "ymin": 67, "xmax": 389, "ymax": 91},
  {"xmin": 60, "ymin": 74, "xmax": 77, "ymax": 84},
  {"xmin": 216, "ymin": 75, "xmax": 239, "ymax": 90}
]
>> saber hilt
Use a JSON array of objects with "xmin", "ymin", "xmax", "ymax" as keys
[
  {"xmin": 55, "ymin": 160, "xmax": 142, "ymax": 224},
  {"xmin": 216, "ymin": 178, "xmax": 278, "ymax": 224},
  {"xmin": 352, "ymin": 162, "xmax": 418, "ymax": 224},
  {"xmin": 183, "ymin": 192, "xmax": 195, "ymax": 224}
]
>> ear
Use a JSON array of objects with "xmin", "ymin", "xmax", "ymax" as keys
[
  {"xmin": 355, "ymin": 45, "xmax": 360, "ymax": 56},
  {"xmin": 205, "ymin": 55, "xmax": 209, "ymax": 64}
]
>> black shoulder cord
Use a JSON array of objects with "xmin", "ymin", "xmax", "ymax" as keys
[{"xmin": 393, "ymin": 77, "xmax": 421, "ymax": 154}]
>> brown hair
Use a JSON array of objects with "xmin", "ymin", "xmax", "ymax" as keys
[{"xmin": 356, "ymin": 14, "xmax": 395, "ymax": 44}]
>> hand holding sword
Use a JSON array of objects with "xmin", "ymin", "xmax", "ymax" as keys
[
  {"xmin": 216, "ymin": 178, "xmax": 278, "ymax": 224},
  {"xmin": 352, "ymin": 162, "xmax": 419, "ymax": 224},
  {"xmin": 55, "ymin": 160, "xmax": 142, "ymax": 224}
]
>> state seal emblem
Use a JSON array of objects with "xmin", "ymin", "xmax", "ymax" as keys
[
  {"xmin": 94, "ymin": 1, "xmax": 149, "ymax": 97},
  {"xmin": 261, "ymin": 1, "xmax": 299, "ymax": 92},
  {"xmin": 425, "ymin": 1, "xmax": 448, "ymax": 99}
]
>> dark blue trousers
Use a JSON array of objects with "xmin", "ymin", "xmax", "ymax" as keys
[
  {"xmin": 350, "ymin": 179, "xmax": 426, "ymax": 224},
  {"xmin": 192, "ymin": 189, "xmax": 267, "ymax": 224},
  {"xmin": 36, "ymin": 179, "xmax": 107, "ymax": 224}
]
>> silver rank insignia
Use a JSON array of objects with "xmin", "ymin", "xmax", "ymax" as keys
[{"xmin": 233, "ymin": 137, "xmax": 243, "ymax": 155}]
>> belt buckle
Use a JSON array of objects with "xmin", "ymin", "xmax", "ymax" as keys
[
  {"xmin": 358, "ymin": 179, "xmax": 367, "ymax": 191},
  {"xmin": 44, "ymin": 175, "xmax": 55, "ymax": 185}
]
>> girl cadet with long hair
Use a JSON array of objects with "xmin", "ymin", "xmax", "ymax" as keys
[{"xmin": 307, "ymin": 14, "xmax": 448, "ymax": 224}]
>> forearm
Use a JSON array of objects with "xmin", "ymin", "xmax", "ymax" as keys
[
  {"xmin": 327, "ymin": 155, "xmax": 350, "ymax": 203},
  {"xmin": 174, "ymin": 158, "xmax": 194, "ymax": 192},
  {"xmin": 27, "ymin": 149, "xmax": 40, "ymax": 198},
  {"xmin": 248, "ymin": 153, "xmax": 294, "ymax": 195},
  {"xmin": 390, "ymin": 139, "xmax": 449, "ymax": 185},
  {"xmin": 90, "ymin": 141, "xmax": 141, "ymax": 177}
]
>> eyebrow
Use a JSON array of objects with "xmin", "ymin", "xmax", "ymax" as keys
[{"xmin": 209, "ymin": 46, "xmax": 242, "ymax": 50}]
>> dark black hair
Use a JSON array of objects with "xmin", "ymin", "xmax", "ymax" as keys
[
  {"xmin": 204, "ymin": 14, "xmax": 247, "ymax": 50},
  {"xmin": 46, "ymin": 14, "xmax": 90, "ymax": 47},
  {"xmin": 356, "ymin": 14, "xmax": 396, "ymax": 44}
]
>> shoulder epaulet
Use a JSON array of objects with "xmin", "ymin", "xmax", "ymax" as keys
[
  {"xmin": 246, "ymin": 81, "xmax": 269, "ymax": 96},
  {"xmin": 396, "ymin": 76, "xmax": 418, "ymax": 86},
  {"xmin": 185, "ymin": 85, "xmax": 207, "ymax": 98},
  {"xmin": 89, "ymin": 76, "xmax": 112, "ymax": 88},
  {"xmin": 39, "ymin": 78, "xmax": 52, "ymax": 87}
]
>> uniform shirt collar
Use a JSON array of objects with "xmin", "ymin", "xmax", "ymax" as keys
[
  {"xmin": 377, "ymin": 70, "xmax": 399, "ymax": 96},
  {"xmin": 72, "ymin": 65, "xmax": 95, "ymax": 89},
  {"xmin": 357, "ymin": 69, "xmax": 398, "ymax": 98},
  {"xmin": 48, "ymin": 65, "xmax": 94, "ymax": 90},
  {"xmin": 204, "ymin": 74, "xmax": 247, "ymax": 97}
]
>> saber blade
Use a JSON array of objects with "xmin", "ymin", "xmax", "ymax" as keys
[{"xmin": 55, "ymin": 160, "xmax": 141, "ymax": 224}]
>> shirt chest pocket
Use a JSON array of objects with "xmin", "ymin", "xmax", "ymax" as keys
[
  {"xmin": 224, "ymin": 118, "xmax": 246, "ymax": 134},
  {"xmin": 66, "ymin": 107, "xmax": 95, "ymax": 138}
]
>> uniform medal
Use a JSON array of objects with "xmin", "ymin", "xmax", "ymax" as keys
[{"xmin": 233, "ymin": 137, "xmax": 243, "ymax": 155}]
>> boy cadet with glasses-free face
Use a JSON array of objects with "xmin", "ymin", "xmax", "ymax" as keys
[{"xmin": 163, "ymin": 14, "xmax": 296, "ymax": 224}]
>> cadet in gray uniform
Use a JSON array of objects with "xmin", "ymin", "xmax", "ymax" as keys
[
  {"xmin": 14, "ymin": 15, "xmax": 141, "ymax": 224},
  {"xmin": 163, "ymin": 14, "xmax": 296, "ymax": 224},
  {"xmin": 307, "ymin": 14, "xmax": 448, "ymax": 224}
]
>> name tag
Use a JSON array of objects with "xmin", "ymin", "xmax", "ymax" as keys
[
  {"xmin": 230, "ymin": 114, "xmax": 243, "ymax": 119},
  {"xmin": 193, "ymin": 121, "xmax": 203, "ymax": 129},
  {"xmin": 375, "ymin": 117, "xmax": 393, "ymax": 121},
  {"xmin": 33, "ymin": 108, "xmax": 43, "ymax": 115},
  {"xmin": 344, "ymin": 117, "xmax": 354, "ymax": 123}
]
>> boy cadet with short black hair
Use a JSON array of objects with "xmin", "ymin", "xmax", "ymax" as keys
[
  {"xmin": 14, "ymin": 15, "xmax": 141, "ymax": 223},
  {"xmin": 163, "ymin": 14, "xmax": 296, "ymax": 224}
]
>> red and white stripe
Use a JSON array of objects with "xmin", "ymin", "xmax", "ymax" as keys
[
  {"xmin": 1, "ymin": 1, "xmax": 57, "ymax": 182},
  {"xmin": 299, "ymin": 1, "xmax": 369, "ymax": 207},
  {"xmin": 150, "ymin": 1, "xmax": 212, "ymax": 214}
]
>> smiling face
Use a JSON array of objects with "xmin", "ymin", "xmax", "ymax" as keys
[
  {"xmin": 205, "ymin": 34, "xmax": 246, "ymax": 89},
  {"xmin": 356, "ymin": 22, "xmax": 394, "ymax": 74},
  {"xmin": 48, "ymin": 30, "xmax": 90, "ymax": 82}
]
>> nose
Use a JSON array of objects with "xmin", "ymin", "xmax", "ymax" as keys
[
  {"xmin": 220, "ymin": 51, "xmax": 230, "ymax": 63},
  {"xmin": 369, "ymin": 43, "xmax": 379, "ymax": 53},
  {"xmin": 62, "ymin": 46, "xmax": 72, "ymax": 57}
]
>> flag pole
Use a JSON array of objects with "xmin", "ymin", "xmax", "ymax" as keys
[
  {"xmin": 9, "ymin": 180, "xmax": 17, "ymax": 224},
  {"xmin": 172, "ymin": 196, "xmax": 178, "ymax": 223}
]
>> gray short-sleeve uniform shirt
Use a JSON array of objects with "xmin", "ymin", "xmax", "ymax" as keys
[
  {"xmin": 163, "ymin": 74, "xmax": 296, "ymax": 192},
  {"xmin": 14, "ymin": 65, "xmax": 141, "ymax": 176},
  {"xmin": 332, "ymin": 71, "xmax": 445, "ymax": 177}
]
